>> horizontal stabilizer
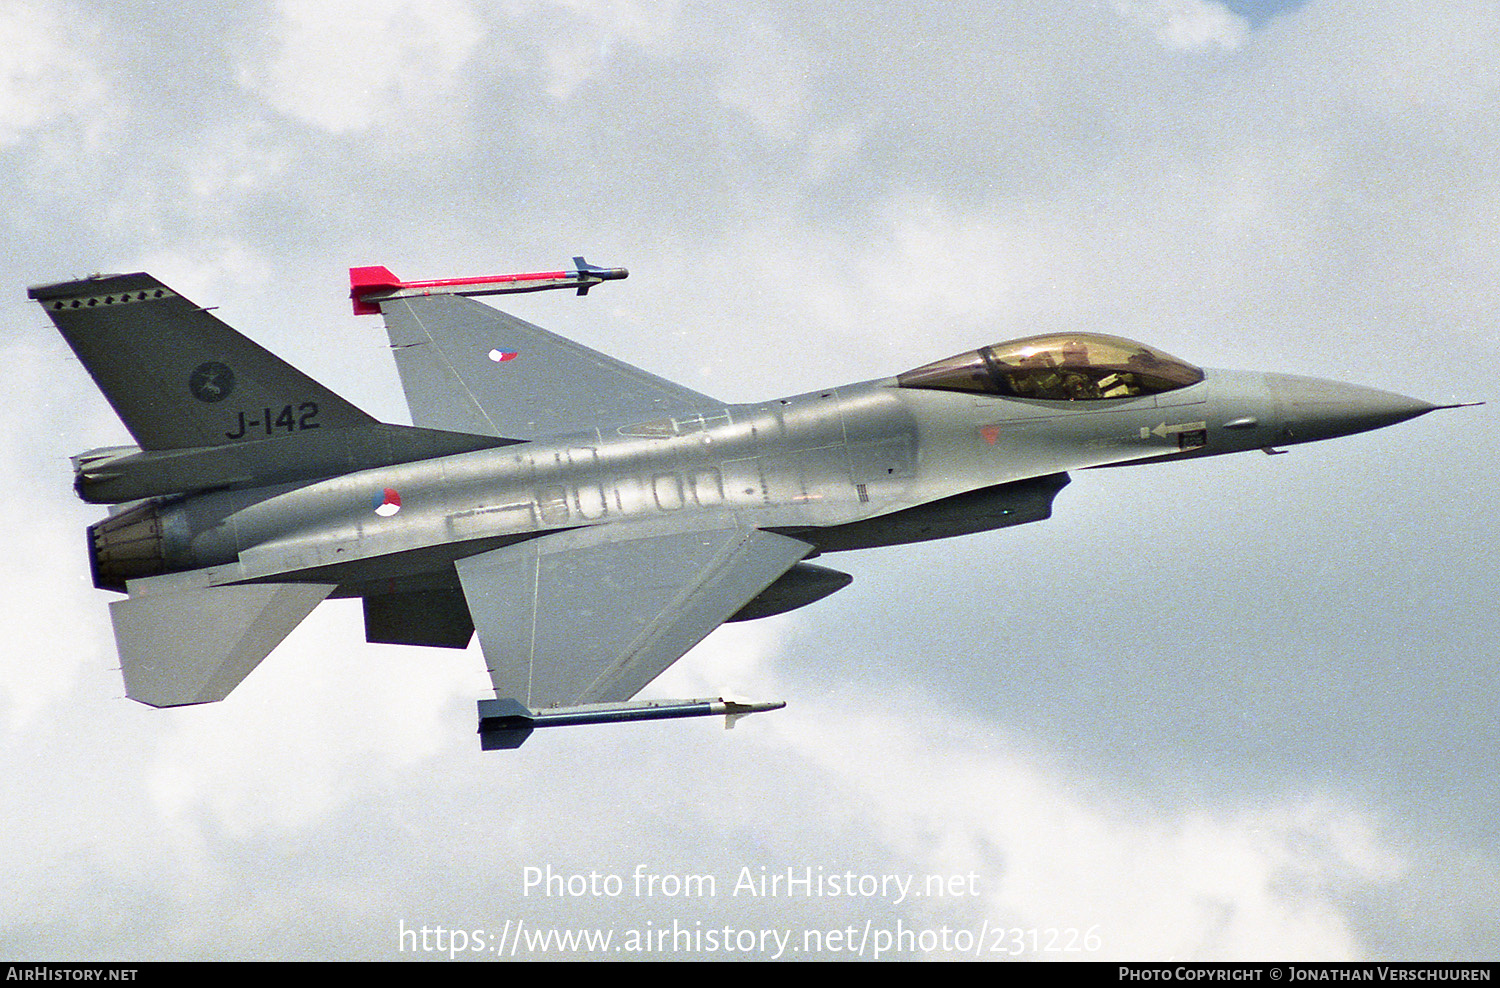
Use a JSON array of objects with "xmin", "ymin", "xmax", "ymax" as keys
[{"xmin": 110, "ymin": 582, "xmax": 335, "ymax": 706}]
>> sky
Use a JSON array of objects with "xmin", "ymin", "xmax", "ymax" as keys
[{"xmin": 1, "ymin": 0, "xmax": 1496, "ymax": 962}]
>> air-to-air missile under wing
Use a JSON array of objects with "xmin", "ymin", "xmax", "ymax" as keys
[{"xmin": 30, "ymin": 260, "xmax": 1472, "ymax": 749}]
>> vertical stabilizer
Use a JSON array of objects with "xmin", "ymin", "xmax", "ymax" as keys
[{"xmin": 29, "ymin": 273, "xmax": 376, "ymax": 450}]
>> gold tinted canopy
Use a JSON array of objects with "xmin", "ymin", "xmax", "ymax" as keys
[{"xmin": 897, "ymin": 332, "xmax": 1205, "ymax": 401}]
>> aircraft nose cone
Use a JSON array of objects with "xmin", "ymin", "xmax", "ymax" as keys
[{"xmin": 1265, "ymin": 373, "xmax": 1436, "ymax": 444}]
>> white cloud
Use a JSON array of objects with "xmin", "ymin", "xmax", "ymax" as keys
[
  {"xmin": 1116, "ymin": 0, "xmax": 1251, "ymax": 50},
  {"xmin": 525, "ymin": 0, "xmax": 687, "ymax": 101},
  {"xmin": 143, "ymin": 603, "xmax": 487, "ymax": 837},
  {"xmin": 124, "ymin": 242, "xmax": 276, "ymax": 302},
  {"xmin": 178, "ymin": 122, "xmax": 295, "ymax": 204},
  {"xmin": 716, "ymin": 23, "xmax": 810, "ymax": 140},
  {"xmin": 244, "ymin": 0, "xmax": 486, "ymax": 133},
  {"xmin": 0, "ymin": 477, "xmax": 103, "ymax": 731},
  {"xmin": 0, "ymin": 343, "xmax": 123, "ymax": 732},
  {"xmin": 662, "ymin": 621, "xmax": 1407, "ymax": 959},
  {"xmin": 765, "ymin": 689, "xmax": 1405, "ymax": 959},
  {"xmin": 0, "ymin": 0, "xmax": 115, "ymax": 145}
]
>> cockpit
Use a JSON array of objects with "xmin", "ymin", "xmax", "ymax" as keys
[{"xmin": 896, "ymin": 332, "xmax": 1205, "ymax": 401}]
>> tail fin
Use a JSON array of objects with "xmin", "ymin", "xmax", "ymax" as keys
[{"xmin": 30, "ymin": 273, "xmax": 376, "ymax": 450}]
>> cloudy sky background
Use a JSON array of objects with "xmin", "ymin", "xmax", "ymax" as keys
[{"xmin": 1, "ymin": 0, "xmax": 1496, "ymax": 960}]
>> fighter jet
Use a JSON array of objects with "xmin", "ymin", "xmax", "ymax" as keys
[{"xmin": 30, "ymin": 260, "xmax": 1465, "ymax": 749}]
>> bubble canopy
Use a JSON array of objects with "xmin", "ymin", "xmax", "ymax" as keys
[{"xmin": 896, "ymin": 332, "xmax": 1205, "ymax": 401}]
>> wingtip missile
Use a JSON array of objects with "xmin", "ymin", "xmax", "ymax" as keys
[
  {"xmin": 571, "ymin": 255, "xmax": 629, "ymax": 295},
  {"xmin": 349, "ymin": 256, "xmax": 628, "ymax": 314}
]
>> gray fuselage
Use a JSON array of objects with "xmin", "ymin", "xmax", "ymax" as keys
[{"xmin": 144, "ymin": 366, "xmax": 1413, "ymax": 596}]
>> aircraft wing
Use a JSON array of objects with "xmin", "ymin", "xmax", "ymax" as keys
[
  {"xmin": 377, "ymin": 294, "xmax": 724, "ymax": 439},
  {"xmin": 454, "ymin": 519, "xmax": 813, "ymax": 708}
]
